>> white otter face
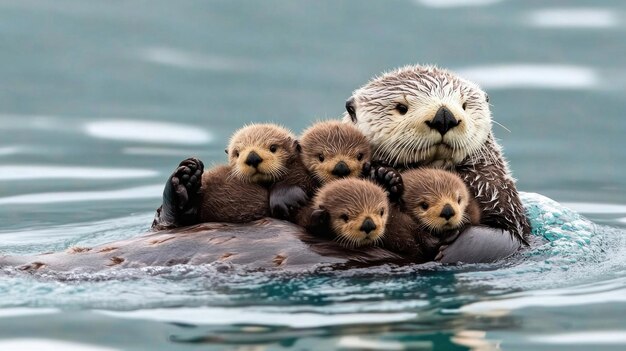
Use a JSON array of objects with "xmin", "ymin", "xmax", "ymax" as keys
[{"xmin": 343, "ymin": 65, "xmax": 492, "ymax": 168}]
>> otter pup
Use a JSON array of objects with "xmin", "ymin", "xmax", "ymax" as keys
[
  {"xmin": 373, "ymin": 168, "xmax": 479, "ymax": 261},
  {"xmin": 344, "ymin": 64, "xmax": 530, "ymax": 262},
  {"xmin": 297, "ymin": 178, "xmax": 389, "ymax": 248},
  {"xmin": 269, "ymin": 121, "xmax": 372, "ymax": 219},
  {"xmin": 152, "ymin": 123, "xmax": 300, "ymax": 229}
]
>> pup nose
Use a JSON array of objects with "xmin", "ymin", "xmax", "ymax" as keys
[
  {"xmin": 245, "ymin": 151, "xmax": 263, "ymax": 168},
  {"xmin": 331, "ymin": 161, "xmax": 351, "ymax": 177},
  {"xmin": 359, "ymin": 217, "xmax": 377, "ymax": 235},
  {"xmin": 439, "ymin": 204, "xmax": 456, "ymax": 220},
  {"xmin": 426, "ymin": 106, "xmax": 460, "ymax": 136}
]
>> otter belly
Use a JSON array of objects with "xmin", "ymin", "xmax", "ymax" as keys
[{"xmin": 0, "ymin": 219, "xmax": 404, "ymax": 273}]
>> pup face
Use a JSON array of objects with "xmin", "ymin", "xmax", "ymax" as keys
[
  {"xmin": 227, "ymin": 124, "xmax": 297, "ymax": 184},
  {"xmin": 300, "ymin": 121, "xmax": 371, "ymax": 184},
  {"xmin": 402, "ymin": 169, "xmax": 471, "ymax": 232},
  {"xmin": 343, "ymin": 65, "xmax": 492, "ymax": 168},
  {"xmin": 313, "ymin": 179, "xmax": 389, "ymax": 247}
]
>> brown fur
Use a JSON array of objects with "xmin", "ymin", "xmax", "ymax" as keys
[
  {"xmin": 197, "ymin": 165, "xmax": 270, "ymax": 223},
  {"xmin": 227, "ymin": 124, "xmax": 299, "ymax": 184},
  {"xmin": 299, "ymin": 121, "xmax": 371, "ymax": 185},
  {"xmin": 297, "ymin": 178, "xmax": 389, "ymax": 248},
  {"xmin": 198, "ymin": 124, "xmax": 298, "ymax": 223},
  {"xmin": 402, "ymin": 168, "xmax": 481, "ymax": 232}
]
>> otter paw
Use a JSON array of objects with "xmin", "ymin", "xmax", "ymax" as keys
[
  {"xmin": 171, "ymin": 157, "xmax": 204, "ymax": 210},
  {"xmin": 368, "ymin": 165, "xmax": 404, "ymax": 202},
  {"xmin": 270, "ymin": 184, "xmax": 309, "ymax": 220}
]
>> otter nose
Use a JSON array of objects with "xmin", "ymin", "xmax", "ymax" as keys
[
  {"xmin": 331, "ymin": 161, "xmax": 351, "ymax": 177},
  {"xmin": 244, "ymin": 151, "xmax": 263, "ymax": 168},
  {"xmin": 359, "ymin": 217, "xmax": 377, "ymax": 235},
  {"xmin": 439, "ymin": 204, "xmax": 456, "ymax": 220},
  {"xmin": 426, "ymin": 106, "xmax": 460, "ymax": 136}
]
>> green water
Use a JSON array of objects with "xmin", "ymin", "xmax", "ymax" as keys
[{"xmin": 1, "ymin": 0, "xmax": 625, "ymax": 350}]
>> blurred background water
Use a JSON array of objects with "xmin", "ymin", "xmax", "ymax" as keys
[{"xmin": 0, "ymin": 0, "xmax": 625, "ymax": 350}]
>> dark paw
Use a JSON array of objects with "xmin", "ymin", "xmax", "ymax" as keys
[
  {"xmin": 160, "ymin": 157, "xmax": 204, "ymax": 226},
  {"xmin": 368, "ymin": 165, "xmax": 404, "ymax": 202},
  {"xmin": 270, "ymin": 184, "xmax": 309, "ymax": 220}
]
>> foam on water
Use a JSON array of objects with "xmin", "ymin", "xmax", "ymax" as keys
[
  {"xmin": 0, "ymin": 166, "xmax": 158, "ymax": 180},
  {"xmin": 0, "ymin": 340, "xmax": 118, "ymax": 351},
  {"xmin": 457, "ymin": 64, "xmax": 598, "ymax": 89},
  {"xmin": 527, "ymin": 8, "xmax": 619, "ymax": 28},
  {"xmin": 84, "ymin": 120, "xmax": 211, "ymax": 145}
]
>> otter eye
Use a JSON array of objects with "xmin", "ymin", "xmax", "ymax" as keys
[
  {"xmin": 356, "ymin": 153, "xmax": 364, "ymax": 161},
  {"xmin": 340, "ymin": 214, "xmax": 349, "ymax": 222},
  {"xmin": 380, "ymin": 208, "xmax": 385, "ymax": 216},
  {"xmin": 462, "ymin": 102, "xmax": 468, "ymax": 110},
  {"xmin": 395, "ymin": 103, "xmax": 408, "ymax": 115},
  {"xmin": 234, "ymin": 150, "xmax": 240, "ymax": 158},
  {"xmin": 318, "ymin": 154, "xmax": 325, "ymax": 162},
  {"xmin": 458, "ymin": 196, "xmax": 462, "ymax": 204},
  {"xmin": 420, "ymin": 202, "xmax": 429, "ymax": 210},
  {"xmin": 269, "ymin": 144, "xmax": 278, "ymax": 153}
]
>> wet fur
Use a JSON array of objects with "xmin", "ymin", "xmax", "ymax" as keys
[{"xmin": 343, "ymin": 64, "xmax": 530, "ymax": 241}]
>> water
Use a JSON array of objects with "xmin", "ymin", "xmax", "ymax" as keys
[{"xmin": 0, "ymin": 0, "xmax": 625, "ymax": 349}]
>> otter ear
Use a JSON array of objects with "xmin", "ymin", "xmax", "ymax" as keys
[
  {"xmin": 292, "ymin": 139, "xmax": 301, "ymax": 153},
  {"xmin": 345, "ymin": 97, "xmax": 357, "ymax": 123}
]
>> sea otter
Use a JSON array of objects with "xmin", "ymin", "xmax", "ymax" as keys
[
  {"xmin": 380, "ymin": 168, "xmax": 482, "ymax": 261},
  {"xmin": 152, "ymin": 123, "xmax": 299, "ymax": 229},
  {"xmin": 297, "ymin": 178, "xmax": 389, "ymax": 248},
  {"xmin": 345, "ymin": 64, "xmax": 530, "ymax": 262}
]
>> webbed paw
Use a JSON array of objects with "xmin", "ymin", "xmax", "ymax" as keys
[
  {"xmin": 367, "ymin": 165, "xmax": 404, "ymax": 202},
  {"xmin": 270, "ymin": 184, "xmax": 309, "ymax": 220},
  {"xmin": 158, "ymin": 157, "xmax": 204, "ymax": 227}
]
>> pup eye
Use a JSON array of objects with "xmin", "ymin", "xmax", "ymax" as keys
[
  {"xmin": 420, "ymin": 202, "xmax": 429, "ymax": 210},
  {"xmin": 380, "ymin": 208, "xmax": 385, "ymax": 216},
  {"xmin": 318, "ymin": 154, "xmax": 325, "ymax": 162},
  {"xmin": 458, "ymin": 196, "xmax": 462, "ymax": 204},
  {"xmin": 395, "ymin": 103, "xmax": 408, "ymax": 115},
  {"xmin": 462, "ymin": 102, "xmax": 467, "ymax": 110},
  {"xmin": 340, "ymin": 214, "xmax": 349, "ymax": 222},
  {"xmin": 356, "ymin": 153, "xmax": 364, "ymax": 161},
  {"xmin": 269, "ymin": 144, "xmax": 278, "ymax": 153},
  {"xmin": 234, "ymin": 150, "xmax": 240, "ymax": 158}
]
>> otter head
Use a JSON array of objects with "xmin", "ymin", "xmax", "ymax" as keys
[
  {"xmin": 343, "ymin": 65, "xmax": 491, "ymax": 168},
  {"xmin": 310, "ymin": 178, "xmax": 388, "ymax": 247},
  {"xmin": 402, "ymin": 168, "xmax": 471, "ymax": 233},
  {"xmin": 299, "ymin": 121, "xmax": 371, "ymax": 184},
  {"xmin": 227, "ymin": 124, "xmax": 298, "ymax": 184}
]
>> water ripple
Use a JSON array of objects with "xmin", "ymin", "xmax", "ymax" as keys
[
  {"xmin": 84, "ymin": 120, "xmax": 211, "ymax": 145},
  {"xmin": 527, "ymin": 8, "xmax": 619, "ymax": 28},
  {"xmin": 0, "ymin": 166, "xmax": 158, "ymax": 181},
  {"xmin": 0, "ymin": 185, "xmax": 162, "ymax": 205},
  {"xmin": 457, "ymin": 64, "xmax": 599, "ymax": 90}
]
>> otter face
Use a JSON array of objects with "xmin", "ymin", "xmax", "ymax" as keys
[
  {"xmin": 300, "ymin": 121, "xmax": 371, "ymax": 184},
  {"xmin": 312, "ymin": 178, "xmax": 388, "ymax": 247},
  {"xmin": 402, "ymin": 168, "xmax": 471, "ymax": 233},
  {"xmin": 227, "ymin": 124, "xmax": 297, "ymax": 184},
  {"xmin": 344, "ymin": 65, "xmax": 491, "ymax": 168}
]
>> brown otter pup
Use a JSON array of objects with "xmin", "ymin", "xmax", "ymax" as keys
[
  {"xmin": 297, "ymin": 178, "xmax": 389, "ymax": 248},
  {"xmin": 381, "ymin": 168, "xmax": 481, "ymax": 261},
  {"xmin": 269, "ymin": 121, "xmax": 373, "ymax": 220},
  {"xmin": 152, "ymin": 123, "xmax": 299, "ymax": 229}
]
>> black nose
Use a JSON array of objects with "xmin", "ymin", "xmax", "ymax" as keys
[
  {"xmin": 426, "ymin": 106, "xmax": 460, "ymax": 136},
  {"xmin": 439, "ymin": 204, "xmax": 456, "ymax": 220},
  {"xmin": 359, "ymin": 217, "xmax": 377, "ymax": 235},
  {"xmin": 244, "ymin": 151, "xmax": 263, "ymax": 168},
  {"xmin": 331, "ymin": 161, "xmax": 351, "ymax": 177}
]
